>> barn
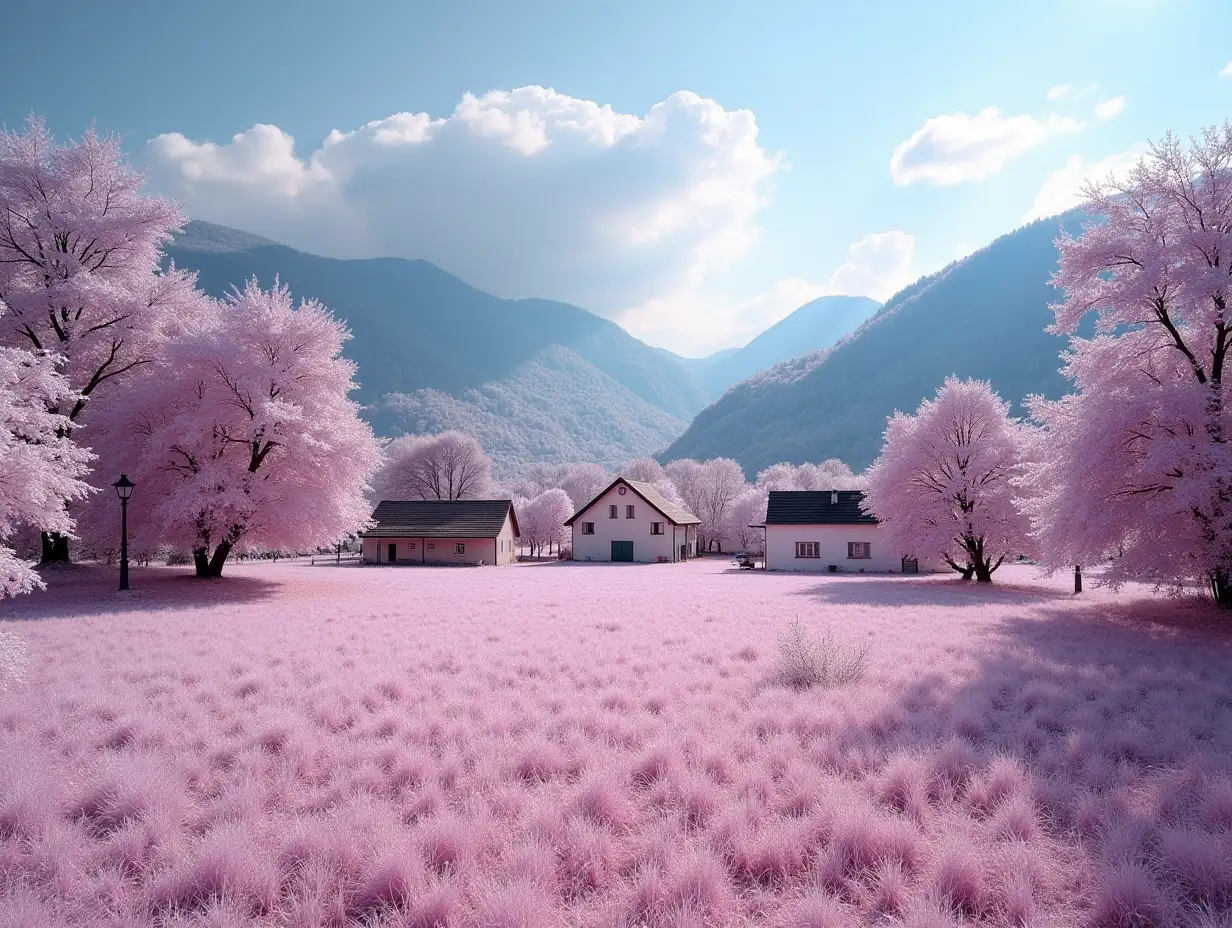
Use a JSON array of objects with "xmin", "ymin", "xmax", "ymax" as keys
[
  {"xmin": 361, "ymin": 499, "xmax": 520, "ymax": 566},
  {"xmin": 565, "ymin": 477, "xmax": 700, "ymax": 563}
]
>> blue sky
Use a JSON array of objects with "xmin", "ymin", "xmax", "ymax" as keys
[{"xmin": 5, "ymin": 0, "xmax": 1230, "ymax": 355}]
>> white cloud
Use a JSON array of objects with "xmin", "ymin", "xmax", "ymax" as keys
[
  {"xmin": 890, "ymin": 108, "xmax": 1082, "ymax": 186},
  {"xmin": 1221, "ymin": 61, "xmax": 1232, "ymax": 78},
  {"xmin": 1046, "ymin": 82, "xmax": 1099, "ymax": 101},
  {"xmin": 1023, "ymin": 146, "xmax": 1146, "ymax": 222},
  {"xmin": 1093, "ymin": 96, "xmax": 1126, "ymax": 120},
  {"xmin": 617, "ymin": 231, "xmax": 915, "ymax": 355},
  {"xmin": 145, "ymin": 86, "xmax": 778, "ymax": 330}
]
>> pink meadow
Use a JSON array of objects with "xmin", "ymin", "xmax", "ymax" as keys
[{"xmin": 2, "ymin": 560, "xmax": 1231, "ymax": 927}]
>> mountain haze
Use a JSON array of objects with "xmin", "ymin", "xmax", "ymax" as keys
[
  {"xmin": 661, "ymin": 213, "xmax": 1087, "ymax": 474},
  {"xmin": 166, "ymin": 222, "xmax": 707, "ymax": 471},
  {"xmin": 696, "ymin": 295, "xmax": 880, "ymax": 398}
]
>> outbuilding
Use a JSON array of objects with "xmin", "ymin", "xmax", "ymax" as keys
[
  {"xmin": 565, "ymin": 477, "xmax": 700, "ymax": 563},
  {"xmin": 361, "ymin": 499, "xmax": 520, "ymax": 566},
  {"xmin": 763, "ymin": 489, "xmax": 927, "ymax": 573}
]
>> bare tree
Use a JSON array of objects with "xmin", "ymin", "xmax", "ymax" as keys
[{"xmin": 374, "ymin": 431, "xmax": 493, "ymax": 501}]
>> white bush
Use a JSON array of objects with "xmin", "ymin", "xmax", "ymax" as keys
[{"xmin": 773, "ymin": 617, "xmax": 870, "ymax": 690}]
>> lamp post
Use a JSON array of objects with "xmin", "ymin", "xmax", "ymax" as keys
[{"xmin": 113, "ymin": 475, "xmax": 134, "ymax": 591}]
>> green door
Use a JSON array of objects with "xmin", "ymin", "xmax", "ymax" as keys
[{"xmin": 611, "ymin": 540, "xmax": 634, "ymax": 562}]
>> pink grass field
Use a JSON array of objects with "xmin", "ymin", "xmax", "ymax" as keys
[{"xmin": 2, "ymin": 560, "xmax": 1232, "ymax": 928}]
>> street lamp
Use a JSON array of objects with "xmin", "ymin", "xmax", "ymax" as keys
[{"xmin": 113, "ymin": 474, "xmax": 135, "ymax": 591}]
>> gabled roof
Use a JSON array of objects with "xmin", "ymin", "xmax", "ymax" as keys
[
  {"xmin": 565, "ymin": 477, "xmax": 701, "ymax": 526},
  {"xmin": 764, "ymin": 490, "xmax": 878, "ymax": 526},
  {"xmin": 362, "ymin": 499, "xmax": 520, "ymax": 538}
]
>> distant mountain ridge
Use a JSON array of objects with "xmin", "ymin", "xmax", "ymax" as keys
[
  {"xmin": 692, "ymin": 295, "xmax": 880, "ymax": 398},
  {"xmin": 167, "ymin": 222, "xmax": 702, "ymax": 471},
  {"xmin": 661, "ymin": 212, "xmax": 1089, "ymax": 474}
]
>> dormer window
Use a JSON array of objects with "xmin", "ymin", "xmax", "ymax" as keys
[{"xmin": 831, "ymin": 491, "xmax": 839, "ymax": 504}]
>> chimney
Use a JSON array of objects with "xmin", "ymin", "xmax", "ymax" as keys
[{"xmin": 830, "ymin": 490, "xmax": 839, "ymax": 505}]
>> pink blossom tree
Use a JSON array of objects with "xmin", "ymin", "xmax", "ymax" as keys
[
  {"xmin": 0, "ymin": 309, "xmax": 94, "ymax": 596},
  {"xmin": 756, "ymin": 459, "xmax": 864, "ymax": 492},
  {"xmin": 92, "ymin": 280, "xmax": 380, "ymax": 577},
  {"xmin": 0, "ymin": 118, "xmax": 194, "ymax": 562},
  {"xmin": 532, "ymin": 488, "xmax": 574, "ymax": 557},
  {"xmin": 667, "ymin": 458, "xmax": 747, "ymax": 552},
  {"xmin": 373, "ymin": 431, "xmax": 493, "ymax": 502},
  {"xmin": 1025, "ymin": 123, "xmax": 1232, "ymax": 602},
  {"xmin": 559, "ymin": 462, "xmax": 610, "ymax": 510},
  {"xmin": 864, "ymin": 377, "xmax": 1030, "ymax": 582},
  {"xmin": 727, "ymin": 486, "xmax": 769, "ymax": 554}
]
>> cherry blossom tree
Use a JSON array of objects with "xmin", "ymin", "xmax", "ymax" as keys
[
  {"xmin": 1025, "ymin": 123, "xmax": 1232, "ymax": 602},
  {"xmin": 864, "ymin": 377, "xmax": 1030, "ymax": 582},
  {"xmin": 533, "ymin": 488, "xmax": 574, "ymax": 557},
  {"xmin": 0, "ymin": 118, "xmax": 193, "ymax": 562},
  {"xmin": 559, "ymin": 462, "xmax": 610, "ymax": 510},
  {"xmin": 373, "ymin": 431, "xmax": 493, "ymax": 502},
  {"xmin": 92, "ymin": 280, "xmax": 380, "ymax": 577},
  {"xmin": 727, "ymin": 486, "xmax": 769, "ymax": 554},
  {"xmin": 0, "ymin": 309, "xmax": 94, "ymax": 596},
  {"xmin": 667, "ymin": 457, "xmax": 747, "ymax": 552},
  {"xmin": 623, "ymin": 457, "xmax": 667, "ymax": 484},
  {"xmin": 756, "ymin": 459, "xmax": 865, "ymax": 491}
]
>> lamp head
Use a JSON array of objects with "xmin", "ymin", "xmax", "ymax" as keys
[{"xmin": 113, "ymin": 474, "xmax": 135, "ymax": 501}]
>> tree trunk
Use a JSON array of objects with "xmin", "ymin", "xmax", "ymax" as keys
[
  {"xmin": 40, "ymin": 531, "xmax": 71, "ymax": 564},
  {"xmin": 1212, "ymin": 569, "xmax": 1232, "ymax": 607},
  {"xmin": 974, "ymin": 561, "xmax": 993, "ymax": 583},
  {"xmin": 960, "ymin": 566, "xmax": 975, "ymax": 581},
  {"xmin": 193, "ymin": 540, "xmax": 233, "ymax": 578}
]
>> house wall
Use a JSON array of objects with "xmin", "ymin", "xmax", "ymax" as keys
[
  {"xmin": 570, "ymin": 485, "xmax": 696, "ymax": 563},
  {"xmin": 765, "ymin": 523, "xmax": 915, "ymax": 573},
  {"xmin": 362, "ymin": 536, "xmax": 500, "ymax": 566},
  {"xmin": 495, "ymin": 513, "xmax": 518, "ymax": 565}
]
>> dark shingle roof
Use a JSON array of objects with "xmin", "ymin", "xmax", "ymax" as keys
[
  {"xmin": 565, "ymin": 477, "xmax": 701, "ymax": 526},
  {"xmin": 363, "ymin": 500, "xmax": 519, "ymax": 538},
  {"xmin": 764, "ymin": 490, "xmax": 878, "ymax": 526}
]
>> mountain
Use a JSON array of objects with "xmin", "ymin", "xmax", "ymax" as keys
[
  {"xmin": 166, "ymin": 222, "xmax": 708, "ymax": 472},
  {"xmin": 660, "ymin": 213, "xmax": 1088, "ymax": 475},
  {"xmin": 695, "ymin": 295, "xmax": 880, "ymax": 398}
]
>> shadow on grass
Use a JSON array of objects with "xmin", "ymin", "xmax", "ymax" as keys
[
  {"xmin": 791, "ymin": 574, "xmax": 1080, "ymax": 608},
  {"xmin": 2, "ymin": 564, "xmax": 281, "ymax": 621}
]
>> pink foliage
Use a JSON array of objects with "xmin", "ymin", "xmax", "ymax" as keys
[
  {"xmin": 665, "ymin": 457, "xmax": 747, "ymax": 551},
  {"xmin": 865, "ymin": 376, "xmax": 1030, "ymax": 581},
  {"xmin": 1027, "ymin": 122, "xmax": 1232, "ymax": 601},
  {"xmin": 515, "ymin": 488, "xmax": 573, "ymax": 557},
  {"xmin": 0, "ymin": 311, "xmax": 93, "ymax": 595},
  {"xmin": 756, "ymin": 459, "xmax": 865, "ymax": 492},
  {"xmin": 374, "ymin": 430, "xmax": 493, "ymax": 502},
  {"xmin": 0, "ymin": 118, "xmax": 192, "ymax": 425},
  {"xmin": 3, "ymin": 560, "xmax": 1232, "ymax": 926},
  {"xmin": 726, "ymin": 486, "xmax": 768, "ymax": 553},
  {"xmin": 88, "ymin": 279, "xmax": 380, "ymax": 575}
]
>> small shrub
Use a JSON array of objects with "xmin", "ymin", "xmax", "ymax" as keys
[{"xmin": 773, "ymin": 617, "xmax": 870, "ymax": 690}]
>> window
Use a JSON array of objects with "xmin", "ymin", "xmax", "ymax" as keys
[
  {"xmin": 626, "ymin": 505, "xmax": 635, "ymax": 519},
  {"xmin": 795, "ymin": 542, "xmax": 820, "ymax": 558},
  {"xmin": 582, "ymin": 522, "xmax": 595, "ymax": 535},
  {"xmin": 651, "ymin": 522, "xmax": 664, "ymax": 535},
  {"xmin": 456, "ymin": 543, "xmax": 466, "ymax": 555},
  {"xmin": 609, "ymin": 504, "xmax": 618, "ymax": 518},
  {"xmin": 848, "ymin": 542, "xmax": 871, "ymax": 559}
]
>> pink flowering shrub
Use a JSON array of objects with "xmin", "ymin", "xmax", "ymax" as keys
[{"xmin": 1, "ymin": 559, "xmax": 1231, "ymax": 926}]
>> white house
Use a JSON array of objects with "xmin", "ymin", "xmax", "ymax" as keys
[
  {"xmin": 565, "ymin": 477, "xmax": 700, "ymax": 563},
  {"xmin": 762, "ymin": 489, "xmax": 929, "ymax": 573},
  {"xmin": 361, "ymin": 499, "xmax": 520, "ymax": 566}
]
